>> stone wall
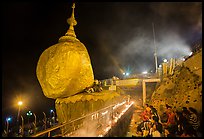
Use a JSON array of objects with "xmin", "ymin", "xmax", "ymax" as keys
[
  {"xmin": 55, "ymin": 90, "xmax": 127, "ymax": 134},
  {"xmin": 149, "ymin": 49, "xmax": 202, "ymax": 115}
]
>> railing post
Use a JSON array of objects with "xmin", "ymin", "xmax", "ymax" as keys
[
  {"xmin": 43, "ymin": 112, "xmax": 47, "ymax": 130},
  {"xmin": 33, "ymin": 113, "xmax": 37, "ymax": 134},
  {"xmin": 48, "ymin": 131, "xmax": 50, "ymax": 137},
  {"xmin": 61, "ymin": 124, "xmax": 64, "ymax": 137}
]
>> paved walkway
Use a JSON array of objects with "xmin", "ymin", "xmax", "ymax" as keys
[{"xmin": 126, "ymin": 104, "xmax": 143, "ymax": 137}]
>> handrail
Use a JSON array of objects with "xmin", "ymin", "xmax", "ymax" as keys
[
  {"xmin": 31, "ymin": 122, "xmax": 67, "ymax": 137},
  {"xmin": 31, "ymin": 100, "xmax": 128, "ymax": 137}
]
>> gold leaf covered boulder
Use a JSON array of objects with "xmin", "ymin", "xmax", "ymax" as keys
[{"xmin": 36, "ymin": 4, "xmax": 94, "ymax": 99}]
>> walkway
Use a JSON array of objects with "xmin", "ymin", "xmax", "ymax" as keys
[{"xmin": 126, "ymin": 104, "xmax": 143, "ymax": 137}]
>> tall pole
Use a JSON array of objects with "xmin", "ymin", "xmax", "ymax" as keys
[
  {"xmin": 17, "ymin": 106, "xmax": 20, "ymax": 122},
  {"xmin": 17, "ymin": 101, "xmax": 23, "ymax": 123},
  {"xmin": 17, "ymin": 101, "xmax": 23, "ymax": 136},
  {"xmin": 6, "ymin": 117, "xmax": 11, "ymax": 137},
  {"xmin": 21, "ymin": 115, "xmax": 24, "ymax": 137},
  {"xmin": 50, "ymin": 110, "xmax": 55, "ymax": 124},
  {"xmin": 6, "ymin": 121, "xmax": 9, "ymax": 137},
  {"xmin": 152, "ymin": 22, "xmax": 158, "ymax": 74}
]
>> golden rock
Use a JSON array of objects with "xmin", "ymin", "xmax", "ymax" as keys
[{"xmin": 36, "ymin": 3, "xmax": 94, "ymax": 99}]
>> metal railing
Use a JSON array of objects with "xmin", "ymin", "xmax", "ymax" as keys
[{"xmin": 31, "ymin": 99, "xmax": 131, "ymax": 137}]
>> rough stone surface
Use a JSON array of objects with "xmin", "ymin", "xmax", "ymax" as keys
[
  {"xmin": 36, "ymin": 39, "xmax": 94, "ymax": 99},
  {"xmin": 55, "ymin": 90, "xmax": 127, "ymax": 133},
  {"xmin": 149, "ymin": 49, "xmax": 202, "ymax": 115}
]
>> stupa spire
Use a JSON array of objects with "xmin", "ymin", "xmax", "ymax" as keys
[{"xmin": 65, "ymin": 3, "xmax": 77, "ymax": 38}]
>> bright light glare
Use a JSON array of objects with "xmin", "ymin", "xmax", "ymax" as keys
[
  {"xmin": 102, "ymin": 110, "xmax": 108, "ymax": 116},
  {"xmin": 27, "ymin": 111, "xmax": 33, "ymax": 116},
  {"xmin": 189, "ymin": 52, "xmax": 193, "ymax": 56},
  {"xmin": 159, "ymin": 64, "xmax": 162, "ymax": 68},
  {"xmin": 182, "ymin": 58, "xmax": 185, "ymax": 61},
  {"xmin": 105, "ymin": 126, "xmax": 111, "ymax": 132},
  {"xmin": 163, "ymin": 59, "xmax": 168, "ymax": 62},
  {"xmin": 126, "ymin": 72, "xmax": 130, "ymax": 76},
  {"xmin": 50, "ymin": 109, "xmax": 54, "ymax": 112},
  {"xmin": 6, "ymin": 117, "xmax": 11, "ymax": 122},
  {"xmin": 123, "ymin": 72, "xmax": 125, "ymax": 75},
  {"xmin": 18, "ymin": 101, "xmax": 23, "ymax": 106},
  {"xmin": 142, "ymin": 71, "xmax": 148, "ymax": 74}
]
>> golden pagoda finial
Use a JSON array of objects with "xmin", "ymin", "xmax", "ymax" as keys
[{"xmin": 65, "ymin": 3, "xmax": 77, "ymax": 37}]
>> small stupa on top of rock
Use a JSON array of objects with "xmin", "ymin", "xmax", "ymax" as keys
[{"xmin": 36, "ymin": 3, "xmax": 94, "ymax": 99}]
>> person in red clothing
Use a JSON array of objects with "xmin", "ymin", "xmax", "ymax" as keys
[
  {"xmin": 140, "ymin": 104, "xmax": 151, "ymax": 122},
  {"xmin": 166, "ymin": 109, "xmax": 176, "ymax": 126},
  {"xmin": 162, "ymin": 104, "xmax": 177, "ymax": 135},
  {"xmin": 136, "ymin": 103, "xmax": 152, "ymax": 135},
  {"xmin": 140, "ymin": 110, "xmax": 150, "ymax": 122}
]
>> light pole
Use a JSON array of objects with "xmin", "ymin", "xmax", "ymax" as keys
[
  {"xmin": 26, "ymin": 111, "xmax": 37, "ymax": 134},
  {"xmin": 152, "ymin": 22, "xmax": 158, "ymax": 74},
  {"xmin": 17, "ymin": 101, "xmax": 23, "ymax": 122},
  {"xmin": 20, "ymin": 115, "xmax": 24, "ymax": 137},
  {"xmin": 50, "ymin": 109, "xmax": 55, "ymax": 124},
  {"xmin": 26, "ymin": 111, "xmax": 33, "ymax": 126},
  {"xmin": 6, "ymin": 117, "xmax": 12, "ymax": 137}
]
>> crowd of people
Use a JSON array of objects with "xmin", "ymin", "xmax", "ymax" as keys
[
  {"xmin": 134, "ymin": 104, "xmax": 201, "ymax": 137},
  {"xmin": 84, "ymin": 80, "xmax": 103, "ymax": 93}
]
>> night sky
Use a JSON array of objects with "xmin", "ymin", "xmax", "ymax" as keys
[{"xmin": 2, "ymin": 2, "xmax": 202, "ymax": 124}]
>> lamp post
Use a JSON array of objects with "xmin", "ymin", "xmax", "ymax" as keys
[
  {"xmin": 26, "ymin": 111, "xmax": 37, "ymax": 134},
  {"xmin": 6, "ymin": 117, "xmax": 12, "ymax": 137},
  {"xmin": 163, "ymin": 58, "xmax": 168, "ymax": 63},
  {"xmin": 26, "ymin": 110, "xmax": 33, "ymax": 127},
  {"xmin": 50, "ymin": 110, "xmax": 55, "ymax": 117},
  {"xmin": 152, "ymin": 22, "xmax": 158, "ymax": 74},
  {"xmin": 50, "ymin": 109, "xmax": 55, "ymax": 124},
  {"xmin": 20, "ymin": 115, "xmax": 24, "ymax": 137},
  {"xmin": 17, "ymin": 101, "xmax": 23, "ymax": 123}
]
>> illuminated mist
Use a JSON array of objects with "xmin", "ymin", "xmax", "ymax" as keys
[
  {"xmin": 87, "ymin": 2, "xmax": 202, "ymax": 77},
  {"xmin": 157, "ymin": 32, "xmax": 192, "ymax": 59},
  {"xmin": 73, "ymin": 117, "xmax": 98, "ymax": 137}
]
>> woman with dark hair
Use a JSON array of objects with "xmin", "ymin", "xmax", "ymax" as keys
[
  {"xmin": 188, "ymin": 107, "xmax": 198, "ymax": 114},
  {"xmin": 175, "ymin": 110, "xmax": 183, "ymax": 135},
  {"xmin": 149, "ymin": 105, "xmax": 159, "ymax": 120},
  {"xmin": 153, "ymin": 116, "xmax": 163, "ymax": 135}
]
